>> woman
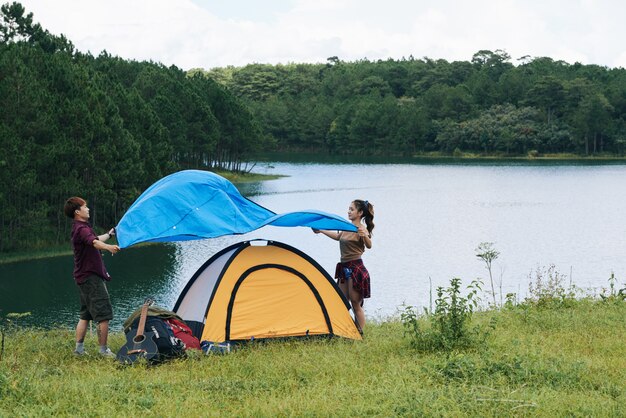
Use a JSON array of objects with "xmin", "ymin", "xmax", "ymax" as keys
[{"xmin": 314, "ymin": 199, "xmax": 374, "ymax": 331}]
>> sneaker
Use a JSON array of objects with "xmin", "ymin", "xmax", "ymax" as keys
[
  {"xmin": 73, "ymin": 349, "xmax": 88, "ymax": 356},
  {"xmin": 99, "ymin": 348, "xmax": 116, "ymax": 358}
]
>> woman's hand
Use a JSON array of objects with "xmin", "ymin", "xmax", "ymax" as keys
[{"xmin": 358, "ymin": 225, "xmax": 372, "ymax": 248}]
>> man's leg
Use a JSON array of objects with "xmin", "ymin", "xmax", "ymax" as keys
[
  {"xmin": 96, "ymin": 320, "xmax": 115, "ymax": 357},
  {"xmin": 75, "ymin": 319, "xmax": 89, "ymax": 354},
  {"xmin": 97, "ymin": 320, "xmax": 109, "ymax": 347}
]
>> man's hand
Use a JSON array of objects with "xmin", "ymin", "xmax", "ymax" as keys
[
  {"xmin": 94, "ymin": 239, "xmax": 120, "ymax": 254},
  {"xmin": 107, "ymin": 244, "xmax": 120, "ymax": 255}
]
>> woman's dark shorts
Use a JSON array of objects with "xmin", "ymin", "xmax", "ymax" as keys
[
  {"xmin": 78, "ymin": 275, "xmax": 113, "ymax": 323},
  {"xmin": 334, "ymin": 259, "xmax": 371, "ymax": 299}
]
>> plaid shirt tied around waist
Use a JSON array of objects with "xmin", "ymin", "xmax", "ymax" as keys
[{"xmin": 334, "ymin": 258, "xmax": 371, "ymax": 299}]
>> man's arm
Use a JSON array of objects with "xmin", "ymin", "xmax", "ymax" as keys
[
  {"xmin": 97, "ymin": 228, "xmax": 116, "ymax": 243},
  {"xmin": 93, "ymin": 238, "xmax": 120, "ymax": 254}
]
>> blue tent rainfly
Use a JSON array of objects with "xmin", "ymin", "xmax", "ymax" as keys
[{"xmin": 116, "ymin": 169, "xmax": 357, "ymax": 248}]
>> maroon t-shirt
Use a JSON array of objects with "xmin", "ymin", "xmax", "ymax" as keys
[{"xmin": 71, "ymin": 220, "xmax": 111, "ymax": 284}]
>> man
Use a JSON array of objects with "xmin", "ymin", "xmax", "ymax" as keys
[{"xmin": 64, "ymin": 196, "xmax": 120, "ymax": 357}]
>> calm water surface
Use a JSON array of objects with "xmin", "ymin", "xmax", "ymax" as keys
[{"xmin": 2, "ymin": 161, "xmax": 626, "ymax": 328}]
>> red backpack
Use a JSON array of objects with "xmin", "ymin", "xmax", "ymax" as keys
[{"xmin": 164, "ymin": 318, "xmax": 201, "ymax": 350}]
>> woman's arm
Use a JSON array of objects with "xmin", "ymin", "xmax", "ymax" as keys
[
  {"xmin": 312, "ymin": 229, "xmax": 340, "ymax": 241},
  {"xmin": 357, "ymin": 225, "xmax": 372, "ymax": 249}
]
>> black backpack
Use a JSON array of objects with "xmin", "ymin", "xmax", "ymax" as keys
[{"xmin": 126, "ymin": 316, "xmax": 186, "ymax": 363}]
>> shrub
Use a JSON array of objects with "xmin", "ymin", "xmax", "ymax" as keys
[
  {"xmin": 401, "ymin": 278, "xmax": 493, "ymax": 352},
  {"xmin": 525, "ymin": 264, "xmax": 577, "ymax": 308}
]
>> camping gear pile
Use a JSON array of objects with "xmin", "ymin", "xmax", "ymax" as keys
[{"xmin": 117, "ymin": 301, "xmax": 200, "ymax": 364}]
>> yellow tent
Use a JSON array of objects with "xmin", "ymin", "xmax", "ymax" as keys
[{"xmin": 173, "ymin": 240, "xmax": 362, "ymax": 342}]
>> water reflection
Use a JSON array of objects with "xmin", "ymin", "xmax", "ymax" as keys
[
  {"xmin": 235, "ymin": 181, "xmax": 266, "ymax": 197},
  {"xmin": 0, "ymin": 244, "xmax": 178, "ymax": 329},
  {"xmin": 106, "ymin": 244, "xmax": 179, "ymax": 323}
]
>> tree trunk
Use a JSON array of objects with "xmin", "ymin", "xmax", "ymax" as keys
[{"xmin": 600, "ymin": 133, "xmax": 604, "ymax": 153}]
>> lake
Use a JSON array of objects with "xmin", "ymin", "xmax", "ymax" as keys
[{"xmin": 2, "ymin": 159, "xmax": 626, "ymax": 329}]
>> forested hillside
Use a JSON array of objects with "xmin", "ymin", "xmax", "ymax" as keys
[
  {"xmin": 0, "ymin": 3, "xmax": 262, "ymax": 252},
  {"xmin": 199, "ymin": 51, "xmax": 626, "ymax": 156},
  {"xmin": 3, "ymin": 1, "xmax": 626, "ymax": 254}
]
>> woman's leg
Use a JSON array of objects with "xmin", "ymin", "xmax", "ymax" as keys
[
  {"xmin": 338, "ymin": 278, "xmax": 349, "ymax": 299},
  {"xmin": 348, "ymin": 285, "xmax": 365, "ymax": 330}
]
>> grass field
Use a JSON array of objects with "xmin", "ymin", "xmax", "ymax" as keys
[{"xmin": 1, "ymin": 298, "xmax": 624, "ymax": 417}]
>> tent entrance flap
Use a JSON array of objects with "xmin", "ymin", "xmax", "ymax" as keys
[{"xmin": 225, "ymin": 265, "xmax": 332, "ymax": 341}]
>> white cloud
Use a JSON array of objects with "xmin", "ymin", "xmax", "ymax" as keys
[{"xmin": 16, "ymin": 0, "xmax": 626, "ymax": 69}]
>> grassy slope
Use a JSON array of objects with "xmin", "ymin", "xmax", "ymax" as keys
[{"xmin": 1, "ymin": 300, "xmax": 624, "ymax": 417}]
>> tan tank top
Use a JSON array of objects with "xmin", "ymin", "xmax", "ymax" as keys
[{"xmin": 338, "ymin": 231, "xmax": 365, "ymax": 262}]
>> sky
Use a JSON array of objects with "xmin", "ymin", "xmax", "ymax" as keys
[{"xmin": 15, "ymin": 0, "xmax": 626, "ymax": 70}]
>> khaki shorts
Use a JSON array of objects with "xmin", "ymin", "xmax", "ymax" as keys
[{"xmin": 78, "ymin": 275, "xmax": 113, "ymax": 323}]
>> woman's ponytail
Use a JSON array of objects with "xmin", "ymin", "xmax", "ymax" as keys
[{"xmin": 355, "ymin": 199, "xmax": 375, "ymax": 235}]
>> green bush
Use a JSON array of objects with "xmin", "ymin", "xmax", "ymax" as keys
[{"xmin": 401, "ymin": 278, "xmax": 494, "ymax": 352}]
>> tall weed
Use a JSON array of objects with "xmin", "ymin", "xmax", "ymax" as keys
[
  {"xmin": 475, "ymin": 242, "xmax": 500, "ymax": 306},
  {"xmin": 600, "ymin": 272, "xmax": 626, "ymax": 304}
]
